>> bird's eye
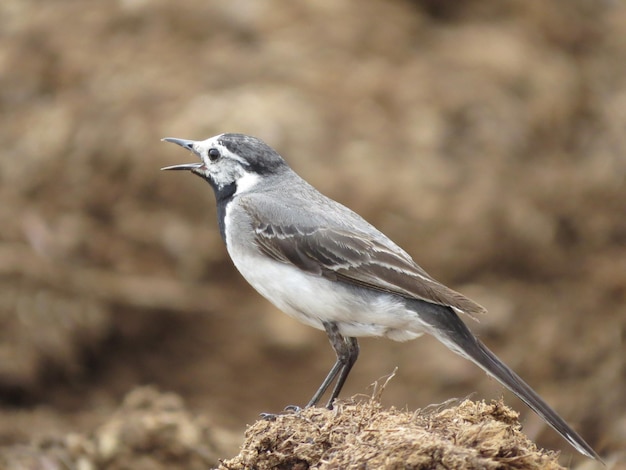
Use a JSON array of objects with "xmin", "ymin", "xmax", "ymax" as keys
[{"xmin": 208, "ymin": 148, "xmax": 220, "ymax": 162}]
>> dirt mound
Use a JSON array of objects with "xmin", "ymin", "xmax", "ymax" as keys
[{"xmin": 220, "ymin": 398, "xmax": 563, "ymax": 470}]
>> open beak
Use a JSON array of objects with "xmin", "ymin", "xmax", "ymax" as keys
[
  {"xmin": 161, "ymin": 137, "xmax": 203, "ymax": 171},
  {"xmin": 161, "ymin": 162, "xmax": 204, "ymax": 171}
]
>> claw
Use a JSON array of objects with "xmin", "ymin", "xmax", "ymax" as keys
[
  {"xmin": 260, "ymin": 412, "xmax": 278, "ymax": 421},
  {"xmin": 260, "ymin": 405, "xmax": 303, "ymax": 421}
]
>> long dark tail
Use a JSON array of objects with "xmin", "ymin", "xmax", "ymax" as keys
[{"xmin": 415, "ymin": 301, "xmax": 602, "ymax": 461}]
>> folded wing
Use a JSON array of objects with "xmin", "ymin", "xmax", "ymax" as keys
[{"xmin": 251, "ymin": 219, "xmax": 486, "ymax": 320}]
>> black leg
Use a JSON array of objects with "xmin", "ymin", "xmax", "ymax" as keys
[
  {"xmin": 306, "ymin": 322, "xmax": 359, "ymax": 409},
  {"xmin": 325, "ymin": 335, "xmax": 359, "ymax": 409}
]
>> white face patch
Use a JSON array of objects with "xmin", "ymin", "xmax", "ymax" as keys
[{"xmin": 190, "ymin": 135, "xmax": 253, "ymax": 191}]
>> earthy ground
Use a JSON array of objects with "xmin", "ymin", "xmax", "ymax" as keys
[
  {"xmin": 0, "ymin": 0, "xmax": 624, "ymax": 468},
  {"xmin": 218, "ymin": 397, "xmax": 566, "ymax": 470}
]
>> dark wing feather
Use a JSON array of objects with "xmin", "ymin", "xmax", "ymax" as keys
[{"xmin": 252, "ymin": 219, "xmax": 486, "ymax": 320}]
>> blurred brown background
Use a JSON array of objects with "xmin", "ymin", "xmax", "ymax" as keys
[{"xmin": 0, "ymin": 0, "xmax": 624, "ymax": 467}]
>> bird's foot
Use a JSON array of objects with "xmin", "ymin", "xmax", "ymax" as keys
[
  {"xmin": 259, "ymin": 412, "xmax": 278, "ymax": 421},
  {"xmin": 260, "ymin": 405, "xmax": 303, "ymax": 421}
]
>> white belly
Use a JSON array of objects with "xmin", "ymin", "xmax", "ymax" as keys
[{"xmin": 227, "ymin": 245, "xmax": 425, "ymax": 341}]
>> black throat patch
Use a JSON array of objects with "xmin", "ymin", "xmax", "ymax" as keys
[{"xmin": 213, "ymin": 181, "xmax": 237, "ymax": 244}]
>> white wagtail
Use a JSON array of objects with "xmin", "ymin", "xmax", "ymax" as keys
[{"xmin": 162, "ymin": 133, "xmax": 600, "ymax": 461}]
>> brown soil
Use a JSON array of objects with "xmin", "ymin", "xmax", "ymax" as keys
[
  {"xmin": 0, "ymin": 0, "xmax": 624, "ymax": 468},
  {"xmin": 219, "ymin": 397, "xmax": 564, "ymax": 470}
]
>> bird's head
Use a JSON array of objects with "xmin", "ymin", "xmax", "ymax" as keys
[{"xmin": 161, "ymin": 133, "xmax": 288, "ymax": 199}]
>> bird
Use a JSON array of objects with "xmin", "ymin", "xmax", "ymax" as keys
[{"xmin": 161, "ymin": 132, "xmax": 601, "ymax": 461}]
